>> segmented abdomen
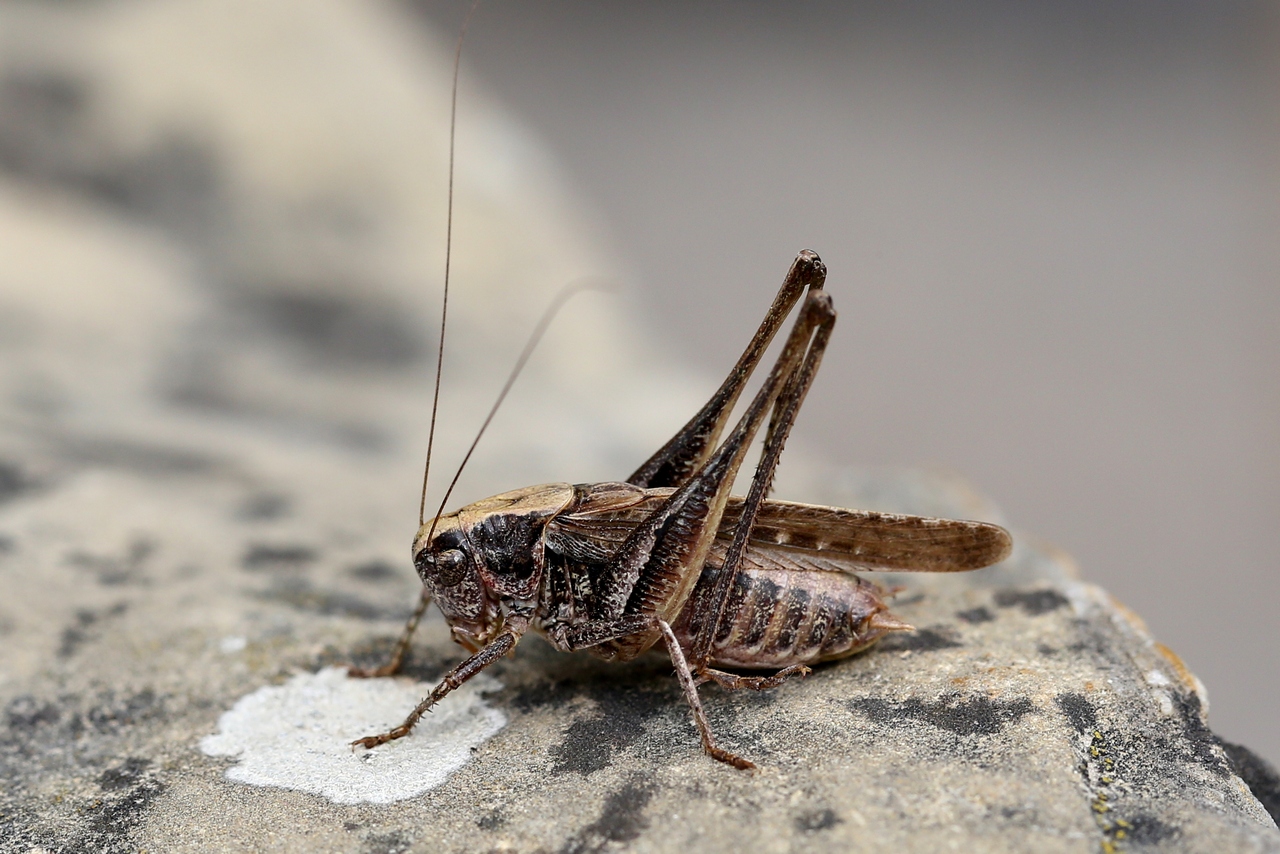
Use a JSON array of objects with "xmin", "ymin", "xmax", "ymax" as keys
[{"xmin": 670, "ymin": 564, "xmax": 896, "ymax": 669}]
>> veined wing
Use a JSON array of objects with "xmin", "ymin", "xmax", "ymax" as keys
[
  {"xmin": 720, "ymin": 497, "xmax": 1012, "ymax": 573},
  {"xmin": 544, "ymin": 483, "xmax": 1011, "ymax": 574},
  {"xmin": 543, "ymin": 482, "xmax": 667, "ymax": 564}
]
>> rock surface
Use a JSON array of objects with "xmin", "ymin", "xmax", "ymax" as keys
[{"xmin": 0, "ymin": 2, "xmax": 1277, "ymax": 852}]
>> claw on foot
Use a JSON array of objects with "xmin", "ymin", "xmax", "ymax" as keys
[
  {"xmin": 351, "ymin": 725, "xmax": 410, "ymax": 749},
  {"xmin": 708, "ymin": 746, "xmax": 756, "ymax": 771}
]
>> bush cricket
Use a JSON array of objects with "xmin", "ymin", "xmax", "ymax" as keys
[{"xmin": 348, "ymin": 10, "xmax": 1013, "ymax": 772}]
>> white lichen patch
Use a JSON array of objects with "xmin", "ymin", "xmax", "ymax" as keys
[{"xmin": 201, "ymin": 667, "xmax": 506, "ymax": 804}]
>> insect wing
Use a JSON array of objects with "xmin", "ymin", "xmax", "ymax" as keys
[
  {"xmin": 721, "ymin": 497, "xmax": 1013, "ymax": 574},
  {"xmin": 545, "ymin": 484, "xmax": 1011, "ymax": 575},
  {"xmin": 543, "ymin": 482, "xmax": 664, "ymax": 564}
]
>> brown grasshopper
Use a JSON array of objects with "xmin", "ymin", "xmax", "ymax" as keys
[
  {"xmin": 347, "ymin": 7, "xmax": 1011, "ymax": 770},
  {"xmin": 350, "ymin": 249, "xmax": 1012, "ymax": 770}
]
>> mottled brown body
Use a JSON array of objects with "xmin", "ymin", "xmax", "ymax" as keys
[
  {"xmin": 670, "ymin": 561, "xmax": 891, "ymax": 669},
  {"xmin": 352, "ymin": 251, "xmax": 1013, "ymax": 770},
  {"xmin": 535, "ymin": 481, "xmax": 959, "ymax": 669}
]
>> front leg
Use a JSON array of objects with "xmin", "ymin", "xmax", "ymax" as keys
[{"xmin": 351, "ymin": 615, "xmax": 528, "ymax": 749}]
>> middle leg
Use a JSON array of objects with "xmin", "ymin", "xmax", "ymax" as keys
[{"xmin": 698, "ymin": 665, "xmax": 811, "ymax": 691}]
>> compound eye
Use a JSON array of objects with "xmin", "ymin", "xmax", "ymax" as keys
[{"xmin": 434, "ymin": 548, "xmax": 468, "ymax": 586}]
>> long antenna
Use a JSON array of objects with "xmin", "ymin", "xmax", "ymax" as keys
[
  {"xmin": 420, "ymin": 0, "xmax": 483, "ymax": 527},
  {"xmin": 427, "ymin": 280, "xmax": 601, "ymax": 533}
]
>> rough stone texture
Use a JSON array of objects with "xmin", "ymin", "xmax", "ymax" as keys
[{"xmin": 0, "ymin": 2, "xmax": 1277, "ymax": 852}]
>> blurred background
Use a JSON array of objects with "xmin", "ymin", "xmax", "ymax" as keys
[
  {"xmin": 407, "ymin": 0, "xmax": 1280, "ymax": 762},
  {"xmin": 0, "ymin": 0, "xmax": 1274, "ymax": 767}
]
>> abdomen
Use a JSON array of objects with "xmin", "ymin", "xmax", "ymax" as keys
[{"xmin": 669, "ymin": 563, "xmax": 899, "ymax": 670}]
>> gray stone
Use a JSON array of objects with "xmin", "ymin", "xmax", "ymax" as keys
[{"xmin": 0, "ymin": 2, "xmax": 1276, "ymax": 852}]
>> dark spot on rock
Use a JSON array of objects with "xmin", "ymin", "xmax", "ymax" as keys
[
  {"xmin": 509, "ymin": 680, "xmax": 572, "ymax": 714},
  {"xmin": 239, "ymin": 290, "xmax": 425, "ymax": 370},
  {"xmin": 1172, "ymin": 692, "xmax": 1230, "ymax": 777},
  {"xmin": 257, "ymin": 577, "xmax": 402, "ymax": 621},
  {"xmin": 1121, "ymin": 813, "xmax": 1180, "ymax": 845},
  {"xmin": 83, "ymin": 771, "xmax": 165, "ymax": 852},
  {"xmin": 994, "ymin": 588, "xmax": 1069, "ymax": 616},
  {"xmin": 476, "ymin": 806, "xmax": 506, "ymax": 830},
  {"xmin": 955, "ymin": 606, "xmax": 993, "ymax": 624},
  {"xmin": 559, "ymin": 774, "xmax": 654, "ymax": 854},
  {"xmin": 96, "ymin": 133, "xmax": 222, "ymax": 232},
  {"xmin": 550, "ymin": 684, "xmax": 671, "ymax": 776},
  {"xmin": 61, "ymin": 437, "xmax": 216, "ymax": 475},
  {"xmin": 0, "ymin": 460, "xmax": 33, "ymax": 505},
  {"xmin": 849, "ymin": 693, "xmax": 1034, "ymax": 736},
  {"xmin": 1065, "ymin": 637, "xmax": 1109, "ymax": 659},
  {"xmin": 58, "ymin": 615, "xmax": 91, "ymax": 659},
  {"xmin": 878, "ymin": 627, "xmax": 961, "ymax": 653},
  {"xmin": 5, "ymin": 695, "xmax": 61, "ymax": 730},
  {"xmin": 363, "ymin": 830, "xmax": 414, "ymax": 854},
  {"xmin": 242, "ymin": 543, "xmax": 316, "ymax": 571},
  {"xmin": 58, "ymin": 603, "xmax": 128, "ymax": 658},
  {"xmin": 1221, "ymin": 740, "xmax": 1280, "ymax": 825},
  {"xmin": 1055, "ymin": 693, "xmax": 1098, "ymax": 734},
  {"xmin": 343, "ymin": 821, "xmax": 361, "ymax": 832},
  {"xmin": 165, "ymin": 360, "xmax": 389, "ymax": 451},
  {"xmin": 0, "ymin": 533, "xmax": 14, "ymax": 553},
  {"xmin": 795, "ymin": 808, "xmax": 842, "ymax": 833},
  {"xmin": 238, "ymin": 493, "xmax": 290, "ymax": 521},
  {"xmin": 0, "ymin": 70, "xmax": 90, "ymax": 180},
  {"xmin": 66, "ymin": 539, "xmax": 154, "ymax": 586},
  {"xmin": 83, "ymin": 688, "xmax": 163, "ymax": 734},
  {"xmin": 0, "ymin": 66, "xmax": 222, "ymax": 239},
  {"xmin": 348, "ymin": 559, "xmax": 400, "ymax": 582},
  {"xmin": 1036, "ymin": 644, "xmax": 1058, "ymax": 656},
  {"xmin": 98, "ymin": 757, "xmax": 150, "ymax": 791}
]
